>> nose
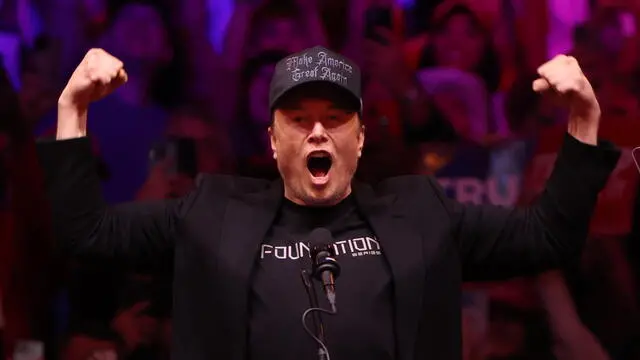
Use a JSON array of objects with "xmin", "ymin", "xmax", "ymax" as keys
[{"xmin": 308, "ymin": 120, "xmax": 328, "ymax": 144}]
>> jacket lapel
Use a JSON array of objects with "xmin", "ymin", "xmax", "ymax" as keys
[
  {"xmin": 354, "ymin": 182, "xmax": 425, "ymax": 360},
  {"xmin": 217, "ymin": 179, "xmax": 283, "ymax": 360}
]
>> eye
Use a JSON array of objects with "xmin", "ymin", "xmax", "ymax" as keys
[
  {"xmin": 285, "ymin": 111, "xmax": 306, "ymax": 123},
  {"xmin": 327, "ymin": 112, "xmax": 344, "ymax": 121}
]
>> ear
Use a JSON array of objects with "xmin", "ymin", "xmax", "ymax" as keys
[
  {"xmin": 357, "ymin": 125, "xmax": 365, "ymax": 158},
  {"xmin": 268, "ymin": 125, "xmax": 277, "ymax": 159}
]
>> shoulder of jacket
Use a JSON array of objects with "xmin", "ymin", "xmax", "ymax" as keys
[
  {"xmin": 378, "ymin": 174, "xmax": 435, "ymax": 192},
  {"xmin": 195, "ymin": 174, "xmax": 272, "ymax": 194}
]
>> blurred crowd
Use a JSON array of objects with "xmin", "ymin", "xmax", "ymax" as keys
[{"xmin": 1, "ymin": 0, "xmax": 640, "ymax": 359}]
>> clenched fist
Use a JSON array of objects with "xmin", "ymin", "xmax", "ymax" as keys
[
  {"xmin": 57, "ymin": 49, "xmax": 128, "ymax": 140},
  {"xmin": 60, "ymin": 48, "xmax": 128, "ymax": 107},
  {"xmin": 533, "ymin": 54, "xmax": 600, "ymax": 145}
]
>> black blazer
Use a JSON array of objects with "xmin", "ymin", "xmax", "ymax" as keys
[{"xmin": 37, "ymin": 134, "xmax": 620, "ymax": 360}]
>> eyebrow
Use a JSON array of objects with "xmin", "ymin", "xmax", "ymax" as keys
[{"xmin": 329, "ymin": 107, "xmax": 357, "ymax": 115}]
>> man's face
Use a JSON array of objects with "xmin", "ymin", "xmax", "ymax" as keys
[
  {"xmin": 269, "ymin": 98, "xmax": 364, "ymax": 206},
  {"xmin": 109, "ymin": 4, "xmax": 170, "ymax": 64}
]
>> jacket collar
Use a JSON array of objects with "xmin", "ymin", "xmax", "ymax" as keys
[{"xmin": 353, "ymin": 180, "xmax": 425, "ymax": 360}]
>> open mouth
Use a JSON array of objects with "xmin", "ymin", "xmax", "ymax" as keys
[{"xmin": 307, "ymin": 151, "xmax": 332, "ymax": 178}]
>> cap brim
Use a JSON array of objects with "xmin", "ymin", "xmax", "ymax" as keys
[{"xmin": 271, "ymin": 80, "xmax": 362, "ymax": 113}]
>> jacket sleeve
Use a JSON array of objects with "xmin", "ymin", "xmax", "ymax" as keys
[
  {"xmin": 36, "ymin": 136, "xmax": 195, "ymax": 264},
  {"xmin": 431, "ymin": 133, "xmax": 621, "ymax": 281}
]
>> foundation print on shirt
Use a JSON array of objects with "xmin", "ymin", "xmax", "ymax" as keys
[
  {"xmin": 260, "ymin": 236, "xmax": 383, "ymax": 260},
  {"xmin": 249, "ymin": 196, "xmax": 396, "ymax": 360}
]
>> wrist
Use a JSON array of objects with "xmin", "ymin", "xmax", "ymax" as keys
[
  {"xmin": 57, "ymin": 100, "xmax": 88, "ymax": 140},
  {"xmin": 568, "ymin": 109, "xmax": 600, "ymax": 146}
]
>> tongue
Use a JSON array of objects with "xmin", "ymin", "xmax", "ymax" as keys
[{"xmin": 311, "ymin": 168, "xmax": 327, "ymax": 177}]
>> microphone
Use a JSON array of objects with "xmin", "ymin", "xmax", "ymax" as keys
[{"xmin": 308, "ymin": 228, "xmax": 341, "ymax": 313}]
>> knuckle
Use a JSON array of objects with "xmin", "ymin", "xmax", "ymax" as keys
[
  {"xmin": 558, "ymin": 81, "xmax": 576, "ymax": 91},
  {"xmin": 87, "ymin": 48, "xmax": 103, "ymax": 57},
  {"xmin": 86, "ymin": 65, "xmax": 99, "ymax": 78},
  {"xmin": 85, "ymin": 58, "xmax": 95, "ymax": 70}
]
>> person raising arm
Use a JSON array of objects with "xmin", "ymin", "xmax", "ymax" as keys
[{"xmin": 41, "ymin": 48, "xmax": 189, "ymax": 264}]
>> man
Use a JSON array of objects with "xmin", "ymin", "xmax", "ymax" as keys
[{"xmin": 38, "ymin": 45, "xmax": 620, "ymax": 360}]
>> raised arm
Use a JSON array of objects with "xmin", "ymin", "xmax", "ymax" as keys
[
  {"xmin": 438, "ymin": 55, "xmax": 621, "ymax": 281},
  {"xmin": 39, "ymin": 49, "xmax": 191, "ymax": 263}
]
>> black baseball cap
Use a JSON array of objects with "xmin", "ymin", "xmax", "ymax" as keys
[{"xmin": 269, "ymin": 45, "xmax": 362, "ymax": 113}]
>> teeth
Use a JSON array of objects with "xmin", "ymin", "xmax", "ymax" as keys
[{"xmin": 309, "ymin": 151, "xmax": 329, "ymax": 158}]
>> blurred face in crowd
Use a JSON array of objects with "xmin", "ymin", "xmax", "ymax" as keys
[
  {"xmin": 62, "ymin": 335, "xmax": 119, "ymax": 360},
  {"xmin": 434, "ymin": 12, "xmax": 486, "ymax": 72},
  {"xmin": 598, "ymin": 79, "xmax": 639, "ymax": 119},
  {"xmin": 19, "ymin": 45, "xmax": 59, "ymax": 124},
  {"xmin": 109, "ymin": 4, "xmax": 171, "ymax": 66},
  {"xmin": 572, "ymin": 42, "xmax": 606, "ymax": 90},
  {"xmin": 590, "ymin": 7, "xmax": 627, "ymax": 55},
  {"xmin": 571, "ymin": 38, "xmax": 638, "ymax": 118},
  {"xmin": 269, "ymin": 86, "xmax": 364, "ymax": 206},
  {"xmin": 20, "ymin": 71, "xmax": 57, "ymax": 123},
  {"xmin": 166, "ymin": 110, "xmax": 227, "ymax": 175},
  {"xmin": 111, "ymin": 301, "xmax": 158, "ymax": 352},
  {"xmin": 249, "ymin": 65, "xmax": 276, "ymax": 127},
  {"xmin": 252, "ymin": 17, "xmax": 305, "ymax": 54}
]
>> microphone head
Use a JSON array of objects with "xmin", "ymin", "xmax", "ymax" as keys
[
  {"xmin": 308, "ymin": 227, "xmax": 333, "ymax": 250},
  {"xmin": 308, "ymin": 228, "xmax": 340, "ymax": 280}
]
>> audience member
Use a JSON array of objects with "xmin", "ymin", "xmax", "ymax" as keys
[
  {"xmin": 412, "ymin": 2, "xmax": 506, "ymax": 144},
  {"xmin": 39, "ymin": 1, "xmax": 174, "ymax": 204},
  {"xmin": 231, "ymin": 50, "xmax": 285, "ymax": 179}
]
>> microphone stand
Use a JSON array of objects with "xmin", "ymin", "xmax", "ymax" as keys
[{"xmin": 300, "ymin": 269, "xmax": 329, "ymax": 360}]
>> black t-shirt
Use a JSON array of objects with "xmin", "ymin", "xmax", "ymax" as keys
[{"xmin": 249, "ymin": 195, "xmax": 395, "ymax": 360}]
